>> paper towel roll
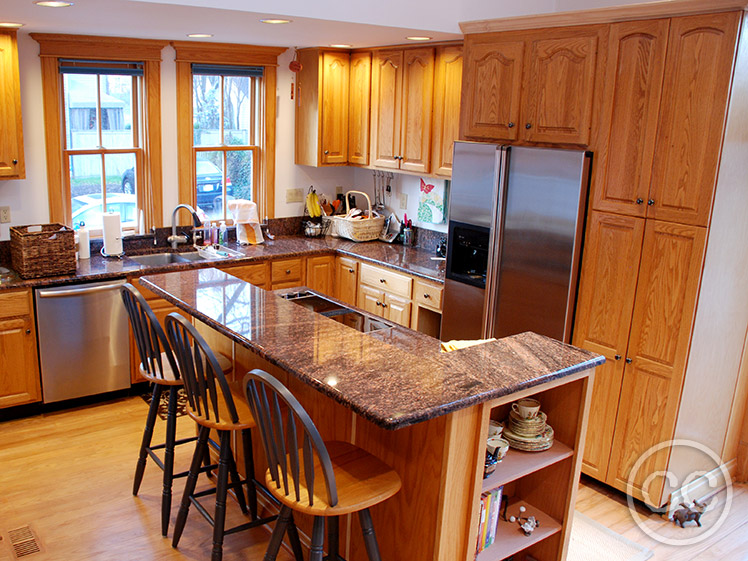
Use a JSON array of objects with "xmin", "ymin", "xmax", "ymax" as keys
[
  {"xmin": 102, "ymin": 212, "xmax": 123, "ymax": 256},
  {"xmin": 78, "ymin": 226, "xmax": 90, "ymax": 259}
]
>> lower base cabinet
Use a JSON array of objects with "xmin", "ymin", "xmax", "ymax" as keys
[{"xmin": 0, "ymin": 289, "xmax": 41, "ymax": 408}]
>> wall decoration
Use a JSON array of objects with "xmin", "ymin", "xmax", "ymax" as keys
[{"xmin": 417, "ymin": 178, "xmax": 445, "ymax": 224}]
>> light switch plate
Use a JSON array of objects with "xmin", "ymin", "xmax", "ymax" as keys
[
  {"xmin": 0, "ymin": 206, "xmax": 10, "ymax": 224},
  {"xmin": 399, "ymin": 193, "xmax": 408, "ymax": 210},
  {"xmin": 286, "ymin": 188, "xmax": 304, "ymax": 203}
]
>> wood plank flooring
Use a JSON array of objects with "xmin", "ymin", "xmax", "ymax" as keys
[{"xmin": 1, "ymin": 396, "xmax": 746, "ymax": 560}]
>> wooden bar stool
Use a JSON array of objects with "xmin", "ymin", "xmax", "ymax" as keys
[
  {"xmin": 165, "ymin": 313, "xmax": 284, "ymax": 561},
  {"xmin": 243, "ymin": 369, "xmax": 402, "ymax": 561},
  {"xmin": 122, "ymin": 283, "xmax": 228, "ymax": 537}
]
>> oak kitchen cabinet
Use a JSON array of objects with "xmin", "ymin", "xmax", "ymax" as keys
[
  {"xmin": 357, "ymin": 262, "xmax": 413, "ymax": 327},
  {"xmin": 0, "ymin": 289, "xmax": 41, "ymax": 408},
  {"xmin": 370, "ymin": 47, "xmax": 435, "ymax": 173},
  {"xmin": 0, "ymin": 30, "xmax": 25, "ymax": 179},
  {"xmin": 573, "ymin": 9, "xmax": 745, "ymax": 509},
  {"xmin": 348, "ymin": 51, "xmax": 372, "ymax": 166},
  {"xmin": 305, "ymin": 254, "xmax": 335, "ymax": 295},
  {"xmin": 335, "ymin": 255, "xmax": 359, "ymax": 306},
  {"xmin": 593, "ymin": 13, "xmax": 740, "ymax": 227},
  {"xmin": 295, "ymin": 48, "xmax": 350, "ymax": 166},
  {"xmin": 430, "ymin": 45, "xmax": 463, "ymax": 177},
  {"xmin": 460, "ymin": 24, "xmax": 605, "ymax": 146}
]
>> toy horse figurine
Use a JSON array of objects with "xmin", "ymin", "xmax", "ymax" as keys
[{"xmin": 671, "ymin": 499, "xmax": 709, "ymax": 527}]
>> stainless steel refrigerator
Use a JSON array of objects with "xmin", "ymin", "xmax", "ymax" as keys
[{"xmin": 440, "ymin": 141, "xmax": 591, "ymax": 343}]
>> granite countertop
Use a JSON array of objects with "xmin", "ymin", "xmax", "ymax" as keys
[
  {"xmin": 0, "ymin": 235, "xmax": 445, "ymax": 290},
  {"xmin": 141, "ymin": 267, "xmax": 603, "ymax": 430}
]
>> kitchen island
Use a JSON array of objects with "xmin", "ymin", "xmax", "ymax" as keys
[{"xmin": 141, "ymin": 267, "xmax": 603, "ymax": 561}]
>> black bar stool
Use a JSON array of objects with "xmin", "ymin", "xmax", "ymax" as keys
[
  {"xmin": 244, "ymin": 368, "xmax": 402, "ymax": 561},
  {"xmin": 165, "ymin": 313, "xmax": 283, "ymax": 561},
  {"xmin": 122, "ymin": 283, "xmax": 229, "ymax": 536}
]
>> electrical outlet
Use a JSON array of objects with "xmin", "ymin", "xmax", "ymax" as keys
[
  {"xmin": 335, "ymin": 186, "xmax": 343, "ymax": 195},
  {"xmin": 399, "ymin": 193, "xmax": 408, "ymax": 210},
  {"xmin": 286, "ymin": 188, "xmax": 304, "ymax": 203},
  {"xmin": 0, "ymin": 206, "xmax": 10, "ymax": 224}
]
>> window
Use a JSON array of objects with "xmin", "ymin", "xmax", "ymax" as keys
[
  {"xmin": 191, "ymin": 64, "xmax": 262, "ymax": 221},
  {"xmin": 61, "ymin": 61, "xmax": 142, "ymax": 231},
  {"xmin": 173, "ymin": 41, "xmax": 285, "ymax": 222},
  {"xmin": 32, "ymin": 34, "xmax": 167, "ymax": 232}
]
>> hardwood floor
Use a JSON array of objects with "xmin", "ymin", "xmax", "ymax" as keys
[{"xmin": 0, "ymin": 396, "xmax": 746, "ymax": 560}]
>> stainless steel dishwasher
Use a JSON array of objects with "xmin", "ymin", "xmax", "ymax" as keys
[{"xmin": 35, "ymin": 279, "xmax": 131, "ymax": 403}]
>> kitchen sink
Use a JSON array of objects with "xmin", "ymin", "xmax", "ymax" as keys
[{"xmin": 129, "ymin": 252, "xmax": 203, "ymax": 266}]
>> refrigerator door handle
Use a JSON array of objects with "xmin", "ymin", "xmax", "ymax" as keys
[{"xmin": 482, "ymin": 147, "xmax": 510, "ymax": 339}]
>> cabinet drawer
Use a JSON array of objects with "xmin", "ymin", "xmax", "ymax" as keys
[
  {"xmin": 359, "ymin": 263, "xmax": 412, "ymax": 298},
  {"xmin": 0, "ymin": 289, "xmax": 31, "ymax": 318},
  {"xmin": 414, "ymin": 280, "xmax": 443, "ymax": 311},
  {"xmin": 271, "ymin": 258, "xmax": 303, "ymax": 284}
]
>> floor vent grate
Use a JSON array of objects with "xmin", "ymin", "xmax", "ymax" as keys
[{"xmin": 7, "ymin": 527, "xmax": 40, "ymax": 558}]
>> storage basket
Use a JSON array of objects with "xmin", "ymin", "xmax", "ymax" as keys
[
  {"xmin": 10, "ymin": 223, "xmax": 76, "ymax": 279},
  {"xmin": 330, "ymin": 190, "xmax": 385, "ymax": 242}
]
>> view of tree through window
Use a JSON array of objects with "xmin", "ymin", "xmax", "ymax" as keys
[
  {"xmin": 192, "ymin": 66, "xmax": 261, "ymax": 222},
  {"xmin": 61, "ymin": 62, "xmax": 143, "ymax": 231}
]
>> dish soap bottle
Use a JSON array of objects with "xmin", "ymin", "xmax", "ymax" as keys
[{"xmin": 219, "ymin": 221, "xmax": 227, "ymax": 245}]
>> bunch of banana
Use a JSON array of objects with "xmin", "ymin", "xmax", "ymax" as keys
[{"xmin": 306, "ymin": 189, "xmax": 322, "ymax": 218}]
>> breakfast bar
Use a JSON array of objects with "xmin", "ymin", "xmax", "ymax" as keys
[{"xmin": 141, "ymin": 267, "xmax": 603, "ymax": 561}]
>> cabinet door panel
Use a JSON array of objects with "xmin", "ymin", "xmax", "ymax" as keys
[
  {"xmin": 573, "ymin": 212, "xmax": 645, "ymax": 480},
  {"xmin": 400, "ymin": 48, "xmax": 434, "ymax": 174},
  {"xmin": 460, "ymin": 38, "xmax": 524, "ymax": 141},
  {"xmin": 0, "ymin": 317, "xmax": 41, "ymax": 408},
  {"xmin": 0, "ymin": 31, "xmax": 23, "ymax": 178},
  {"xmin": 222, "ymin": 263, "xmax": 268, "ymax": 288},
  {"xmin": 649, "ymin": 12, "xmax": 740, "ymax": 226},
  {"xmin": 336, "ymin": 257, "xmax": 359, "ymax": 306},
  {"xmin": 358, "ymin": 284, "xmax": 384, "ymax": 317},
  {"xmin": 607, "ymin": 221, "xmax": 707, "ymax": 505},
  {"xmin": 523, "ymin": 30, "xmax": 600, "ymax": 144},
  {"xmin": 370, "ymin": 50, "xmax": 403, "ymax": 169},
  {"xmin": 320, "ymin": 51, "xmax": 349, "ymax": 164},
  {"xmin": 348, "ymin": 52, "xmax": 371, "ymax": 166},
  {"xmin": 431, "ymin": 45, "xmax": 463, "ymax": 177},
  {"xmin": 384, "ymin": 293, "xmax": 411, "ymax": 328},
  {"xmin": 592, "ymin": 19, "xmax": 669, "ymax": 217},
  {"xmin": 306, "ymin": 255, "xmax": 335, "ymax": 296}
]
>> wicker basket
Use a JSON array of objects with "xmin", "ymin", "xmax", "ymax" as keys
[
  {"xmin": 10, "ymin": 224, "xmax": 76, "ymax": 279},
  {"xmin": 330, "ymin": 190, "xmax": 385, "ymax": 242}
]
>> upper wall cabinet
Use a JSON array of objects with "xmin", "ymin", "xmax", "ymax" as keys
[
  {"xmin": 295, "ymin": 48, "xmax": 350, "ymax": 166},
  {"xmin": 461, "ymin": 25, "xmax": 605, "ymax": 146},
  {"xmin": 370, "ymin": 47, "xmax": 435, "ymax": 173},
  {"xmin": 348, "ymin": 51, "xmax": 372, "ymax": 166},
  {"xmin": 0, "ymin": 31, "xmax": 25, "ymax": 180},
  {"xmin": 593, "ymin": 12, "xmax": 740, "ymax": 226},
  {"xmin": 431, "ymin": 45, "xmax": 463, "ymax": 177}
]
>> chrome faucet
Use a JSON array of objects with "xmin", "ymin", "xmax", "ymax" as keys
[{"xmin": 168, "ymin": 204, "xmax": 202, "ymax": 249}]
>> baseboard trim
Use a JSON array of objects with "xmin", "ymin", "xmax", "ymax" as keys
[{"xmin": 666, "ymin": 458, "xmax": 737, "ymax": 516}]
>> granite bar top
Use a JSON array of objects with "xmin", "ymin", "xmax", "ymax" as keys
[
  {"xmin": 141, "ymin": 268, "xmax": 603, "ymax": 430},
  {"xmin": 0, "ymin": 235, "xmax": 445, "ymax": 290}
]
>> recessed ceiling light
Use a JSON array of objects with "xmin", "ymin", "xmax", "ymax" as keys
[
  {"xmin": 260, "ymin": 18, "xmax": 291, "ymax": 24},
  {"xmin": 187, "ymin": 33, "xmax": 213, "ymax": 38},
  {"xmin": 34, "ymin": 1, "xmax": 74, "ymax": 7},
  {"xmin": 406, "ymin": 36, "xmax": 432, "ymax": 41},
  {"xmin": 0, "ymin": 22, "xmax": 25, "ymax": 28},
  {"xmin": 330, "ymin": 44, "xmax": 352, "ymax": 49}
]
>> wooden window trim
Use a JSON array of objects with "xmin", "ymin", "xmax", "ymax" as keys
[
  {"xmin": 32, "ymin": 33, "xmax": 167, "ymax": 228},
  {"xmin": 173, "ymin": 42, "xmax": 286, "ymax": 220}
]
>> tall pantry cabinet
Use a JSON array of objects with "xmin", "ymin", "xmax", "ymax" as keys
[{"xmin": 574, "ymin": 11, "xmax": 746, "ymax": 507}]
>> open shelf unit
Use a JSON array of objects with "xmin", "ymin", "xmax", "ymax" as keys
[{"xmin": 466, "ymin": 373, "xmax": 593, "ymax": 561}]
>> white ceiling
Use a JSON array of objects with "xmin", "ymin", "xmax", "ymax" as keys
[{"xmin": 3, "ymin": 0, "xmax": 655, "ymax": 47}]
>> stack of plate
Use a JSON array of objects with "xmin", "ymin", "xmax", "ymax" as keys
[{"xmin": 503, "ymin": 410, "xmax": 554, "ymax": 452}]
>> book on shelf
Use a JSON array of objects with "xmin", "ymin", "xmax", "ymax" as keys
[{"xmin": 476, "ymin": 485, "xmax": 503, "ymax": 554}]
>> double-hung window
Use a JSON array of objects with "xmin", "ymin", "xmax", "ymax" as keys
[
  {"xmin": 33, "ymin": 34, "xmax": 166, "ymax": 233},
  {"xmin": 173, "ymin": 41, "xmax": 285, "ymax": 222}
]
